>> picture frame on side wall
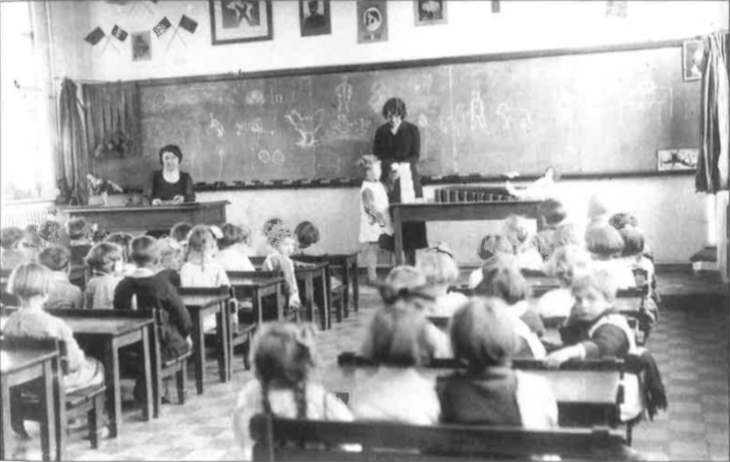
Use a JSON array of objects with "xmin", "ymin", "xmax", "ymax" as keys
[
  {"xmin": 657, "ymin": 148, "xmax": 699, "ymax": 171},
  {"xmin": 300, "ymin": 0, "xmax": 331, "ymax": 37},
  {"xmin": 358, "ymin": 0, "xmax": 388, "ymax": 43},
  {"xmin": 682, "ymin": 39, "xmax": 704, "ymax": 81},
  {"xmin": 414, "ymin": 0, "xmax": 447, "ymax": 26},
  {"xmin": 209, "ymin": 0, "xmax": 273, "ymax": 45},
  {"xmin": 132, "ymin": 31, "xmax": 151, "ymax": 61}
]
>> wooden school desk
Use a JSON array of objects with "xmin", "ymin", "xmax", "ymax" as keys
[
  {"xmin": 390, "ymin": 200, "xmax": 543, "ymax": 265},
  {"xmin": 178, "ymin": 289, "xmax": 231, "ymax": 395},
  {"xmin": 228, "ymin": 272, "xmax": 287, "ymax": 322},
  {"xmin": 1, "ymin": 345, "xmax": 60, "ymax": 461},
  {"xmin": 62, "ymin": 200, "xmax": 229, "ymax": 234}
]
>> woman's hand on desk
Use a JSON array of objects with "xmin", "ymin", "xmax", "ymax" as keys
[
  {"xmin": 151, "ymin": 198, "xmax": 163, "ymax": 206},
  {"xmin": 172, "ymin": 195, "xmax": 184, "ymax": 204}
]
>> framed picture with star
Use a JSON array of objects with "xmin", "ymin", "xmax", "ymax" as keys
[{"xmin": 209, "ymin": 0, "xmax": 273, "ymax": 45}]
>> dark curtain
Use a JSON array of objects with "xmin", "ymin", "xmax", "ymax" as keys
[
  {"xmin": 56, "ymin": 78, "xmax": 89, "ymax": 205},
  {"xmin": 696, "ymin": 32, "xmax": 729, "ymax": 194},
  {"xmin": 83, "ymin": 82, "xmax": 140, "ymax": 159}
]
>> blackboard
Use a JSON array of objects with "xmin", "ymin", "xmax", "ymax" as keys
[{"xmin": 96, "ymin": 44, "xmax": 699, "ymax": 189}]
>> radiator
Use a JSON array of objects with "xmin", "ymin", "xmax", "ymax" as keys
[{"xmin": 0, "ymin": 200, "xmax": 55, "ymax": 229}]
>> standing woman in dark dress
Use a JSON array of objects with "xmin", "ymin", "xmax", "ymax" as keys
[
  {"xmin": 373, "ymin": 98, "xmax": 428, "ymax": 264},
  {"xmin": 150, "ymin": 144, "xmax": 196, "ymax": 205}
]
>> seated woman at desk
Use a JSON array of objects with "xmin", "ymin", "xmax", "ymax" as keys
[{"xmin": 150, "ymin": 144, "xmax": 196, "ymax": 205}]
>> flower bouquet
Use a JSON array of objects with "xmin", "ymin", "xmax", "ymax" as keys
[{"xmin": 87, "ymin": 174, "xmax": 123, "ymax": 206}]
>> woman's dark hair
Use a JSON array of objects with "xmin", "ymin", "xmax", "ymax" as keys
[
  {"xmin": 294, "ymin": 221, "xmax": 320, "ymax": 249},
  {"xmin": 381, "ymin": 98, "xmax": 407, "ymax": 119},
  {"xmin": 158, "ymin": 144, "xmax": 183, "ymax": 165}
]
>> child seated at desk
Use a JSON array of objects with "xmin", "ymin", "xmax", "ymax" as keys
[
  {"xmin": 438, "ymin": 296, "xmax": 557, "ymax": 429},
  {"xmin": 1, "ymin": 226, "xmax": 32, "ymax": 270},
  {"xmin": 170, "ymin": 221, "xmax": 193, "ymax": 245},
  {"xmin": 3, "ymin": 262, "xmax": 104, "ymax": 393},
  {"xmin": 66, "ymin": 218, "xmax": 92, "ymax": 267},
  {"xmin": 528, "ymin": 198, "xmax": 569, "ymax": 261},
  {"xmin": 502, "ymin": 215, "xmax": 543, "ymax": 271},
  {"xmin": 294, "ymin": 221, "xmax": 326, "ymax": 257},
  {"xmin": 84, "ymin": 242, "xmax": 124, "ymax": 309},
  {"xmin": 467, "ymin": 234, "xmax": 513, "ymax": 289},
  {"xmin": 156, "ymin": 237, "xmax": 184, "ymax": 287},
  {"xmin": 263, "ymin": 231, "xmax": 302, "ymax": 312},
  {"xmin": 474, "ymin": 254, "xmax": 546, "ymax": 359},
  {"xmin": 351, "ymin": 290, "xmax": 441, "ymax": 425},
  {"xmin": 544, "ymin": 269, "xmax": 643, "ymax": 422},
  {"xmin": 215, "ymin": 223, "xmax": 255, "ymax": 271},
  {"xmin": 38, "ymin": 245, "xmax": 84, "ymax": 309},
  {"xmin": 585, "ymin": 225, "xmax": 635, "ymax": 290},
  {"xmin": 609, "ymin": 212, "xmax": 654, "ymax": 262},
  {"xmin": 233, "ymin": 322, "xmax": 353, "ymax": 461},
  {"xmin": 105, "ymin": 232, "xmax": 136, "ymax": 276},
  {"xmin": 537, "ymin": 245, "xmax": 592, "ymax": 319},
  {"xmin": 416, "ymin": 242, "xmax": 467, "ymax": 318}
]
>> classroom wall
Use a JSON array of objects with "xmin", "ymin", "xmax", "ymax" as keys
[{"xmin": 49, "ymin": 0, "xmax": 727, "ymax": 266}]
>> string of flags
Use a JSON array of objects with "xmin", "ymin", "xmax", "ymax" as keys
[{"xmin": 84, "ymin": 14, "xmax": 198, "ymax": 55}]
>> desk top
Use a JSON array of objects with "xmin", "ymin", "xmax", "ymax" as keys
[
  {"xmin": 62, "ymin": 200, "xmax": 230, "ymax": 214},
  {"xmin": 1, "ymin": 314, "xmax": 152, "ymax": 337},
  {"xmin": 229, "ymin": 276, "xmax": 284, "ymax": 288},
  {"xmin": 180, "ymin": 293, "xmax": 230, "ymax": 309},
  {"xmin": 1, "ymin": 347, "xmax": 58, "ymax": 375},
  {"xmin": 321, "ymin": 365, "xmax": 619, "ymax": 405}
]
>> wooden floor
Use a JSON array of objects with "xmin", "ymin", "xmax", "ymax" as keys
[{"xmin": 5, "ymin": 270, "xmax": 729, "ymax": 461}]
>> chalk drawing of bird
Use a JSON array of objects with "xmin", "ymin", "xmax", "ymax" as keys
[
  {"xmin": 209, "ymin": 113, "xmax": 225, "ymax": 138},
  {"xmin": 284, "ymin": 109, "xmax": 325, "ymax": 148}
]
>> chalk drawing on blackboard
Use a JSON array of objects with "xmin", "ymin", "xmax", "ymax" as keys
[
  {"xmin": 245, "ymin": 89, "xmax": 266, "ymax": 106},
  {"xmin": 217, "ymin": 148, "xmax": 226, "ymax": 181},
  {"xmin": 327, "ymin": 115, "xmax": 372, "ymax": 140},
  {"xmin": 236, "ymin": 118, "xmax": 275, "ymax": 137},
  {"xmin": 209, "ymin": 113, "xmax": 225, "ymax": 138},
  {"xmin": 317, "ymin": 157, "xmax": 342, "ymax": 175},
  {"xmin": 495, "ymin": 103, "xmax": 534, "ymax": 131},
  {"xmin": 257, "ymin": 150, "xmax": 271, "ymax": 164},
  {"xmin": 152, "ymin": 92, "xmax": 167, "ymax": 110},
  {"xmin": 272, "ymin": 149, "xmax": 285, "ymax": 165},
  {"xmin": 336, "ymin": 76, "xmax": 353, "ymax": 114},
  {"xmin": 470, "ymin": 90, "xmax": 487, "ymax": 131},
  {"xmin": 285, "ymin": 109, "xmax": 325, "ymax": 149}
]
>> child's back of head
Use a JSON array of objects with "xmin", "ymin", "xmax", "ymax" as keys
[
  {"xmin": 551, "ymin": 222, "xmax": 584, "ymax": 249},
  {"xmin": 66, "ymin": 218, "xmax": 89, "ymax": 241},
  {"xmin": 130, "ymin": 236, "xmax": 159, "ymax": 268},
  {"xmin": 538, "ymin": 199, "xmax": 567, "ymax": 228},
  {"xmin": 477, "ymin": 234, "xmax": 514, "ymax": 261},
  {"xmin": 294, "ymin": 221, "xmax": 320, "ymax": 251},
  {"xmin": 365, "ymin": 303, "xmax": 434, "ymax": 367},
  {"xmin": 156, "ymin": 237, "xmax": 184, "ymax": 271},
  {"xmin": 1, "ymin": 227, "xmax": 25, "ymax": 250},
  {"xmin": 252, "ymin": 322, "xmax": 318, "ymax": 389},
  {"xmin": 85, "ymin": 242, "xmax": 123, "ymax": 274},
  {"xmin": 105, "ymin": 232, "xmax": 134, "ymax": 263},
  {"xmin": 38, "ymin": 245, "xmax": 71, "ymax": 273},
  {"xmin": 585, "ymin": 226, "xmax": 625, "ymax": 259},
  {"xmin": 187, "ymin": 225, "xmax": 218, "ymax": 255},
  {"xmin": 8, "ymin": 262, "xmax": 52, "ymax": 301},
  {"xmin": 618, "ymin": 227, "xmax": 645, "ymax": 258},
  {"xmin": 417, "ymin": 242, "xmax": 459, "ymax": 287},
  {"xmin": 170, "ymin": 222, "xmax": 193, "ymax": 243},
  {"xmin": 474, "ymin": 254, "xmax": 529, "ymax": 305},
  {"xmin": 545, "ymin": 245, "xmax": 592, "ymax": 286},
  {"xmin": 609, "ymin": 212, "xmax": 639, "ymax": 230},
  {"xmin": 218, "ymin": 223, "xmax": 251, "ymax": 250}
]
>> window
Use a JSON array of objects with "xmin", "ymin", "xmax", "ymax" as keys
[{"xmin": 0, "ymin": 1, "xmax": 56, "ymax": 202}]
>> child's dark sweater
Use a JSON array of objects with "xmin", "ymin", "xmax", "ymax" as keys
[{"xmin": 559, "ymin": 309, "xmax": 632, "ymax": 358}]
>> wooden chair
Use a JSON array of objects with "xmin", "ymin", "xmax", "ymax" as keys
[
  {"xmin": 68, "ymin": 264, "xmax": 89, "ymax": 292},
  {"xmin": 149, "ymin": 307, "xmax": 191, "ymax": 412},
  {"xmin": 292, "ymin": 255, "xmax": 348, "ymax": 325},
  {"xmin": 2, "ymin": 337, "xmax": 107, "ymax": 455},
  {"xmin": 249, "ymin": 414, "xmax": 631, "ymax": 461}
]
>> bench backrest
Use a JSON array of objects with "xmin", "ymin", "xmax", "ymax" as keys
[
  {"xmin": 1, "ymin": 336, "xmax": 68, "ymax": 374},
  {"xmin": 250, "ymin": 414, "xmax": 629, "ymax": 461}
]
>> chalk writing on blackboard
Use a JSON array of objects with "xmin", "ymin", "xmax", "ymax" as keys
[
  {"xmin": 495, "ymin": 103, "xmax": 534, "ymax": 131},
  {"xmin": 272, "ymin": 149, "xmax": 285, "ymax": 165},
  {"xmin": 209, "ymin": 113, "xmax": 225, "ymax": 138},
  {"xmin": 285, "ymin": 109, "xmax": 325, "ymax": 148},
  {"xmin": 235, "ymin": 118, "xmax": 275, "ymax": 137},
  {"xmin": 245, "ymin": 89, "xmax": 265, "ymax": 106},
  {"xmin": 470, "ymin": 90, "xmax": 487, "ymax": 131}
]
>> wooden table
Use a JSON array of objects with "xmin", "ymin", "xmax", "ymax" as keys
[
  {"xmin": 1, "ymin": 346, "xmax": 60, "ymax": 461},
  {"xmin": 324, "ymin": 364, "xmax": 621, "ymax": 428},
  {"xmin": 179, "ymin": 291, "xmax": 231, "ymax": 395},
  {"xmin": 228, "ymin": 274, "xmax": 286, "ymax": 323},
  {"xmin": 295, "ymin": 262, "xmax": 330, "ymax": 329},
  {"xmin": 60, "ymin": 314, "xmax": 155, "ymax": 438},
  {"xmin": 62, "ymin": 200, "xmax": 229, "ymax": 234},
  {"xmin": 390, "ymin": 200, "xmax": 543, "ymax": 265}
]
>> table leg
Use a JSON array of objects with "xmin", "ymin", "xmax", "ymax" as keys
[
  {"xmin": 393, "ymin": 207, "xmax": 405, "ymax": 265},
  {"xmin": 141, "ymin": 327, "xmax": 154, "ymax": 421},
  {"xmin": 352, "ymin": 259, "xmax": 359, "ymax": 313},
  {"xmin": 305, "ymin": 275, "xmax": 316, "ymax": 325},
  {"xmin": 276, "ymin": 283, "xmax": 284, "ymax": 321},
  {"xmin": 52, "ymin": 355, "xmax": 65, "ymax": 461},
  {"xmin": 104, "ymin": 340, "xmax": 121, "ymax": 438},
  {"xmin": 39, "ymin": 360, "xmax": 56, "ymax": 462},
  {"xmin": 149, "ymin": 323, "xmax": 162, "ymax": 419},
  {"xmin": 1, "ymin": 383, "xmax": 12, "ymax": 461},
  {"xmin": 193, "ymin": 312, "xmax": 205, "ymax": 395},
  {"xmin": 216, "ymin": 303, "xmax": 230, "ymax": 383},
  {"xmin": 342, "ymin": 261, "xmax": 350, "ymax": 318},
  {"xmin": 321, "ymin": 270, "xmax": 331, "ymax": 329}
]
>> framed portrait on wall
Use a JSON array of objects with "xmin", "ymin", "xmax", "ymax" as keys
[
  {"xmin": 209, "ymin": 0, "xmax": 273, "ymax": 45},
  {"xmin": 682, "ymin": 39, "xmax": 704, "ymax": 81},
  {"xmin": 300, "ymin": 0, "xmax": 331, "ymax": 37},
  {"xmin": 657, "ymin": 148, "xmax": 699, "ymax": 171},
  {"xmin": 414, "ymin": 0, "xmax": 447, "ymax": 26},
  {"xmin": 132, "ymin": 31, "xmax": 151, "ymax": 61},
  {"xmin": 357, "ymin": 0, "xmax": 388, "ymax": 43}
]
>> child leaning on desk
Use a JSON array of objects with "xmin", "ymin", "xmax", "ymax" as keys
[{"xmin": 3, "ymin": 262, "xmax": 105, "ymax": 393}]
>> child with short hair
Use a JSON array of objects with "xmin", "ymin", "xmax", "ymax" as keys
[
  {"xmin": 351, "ymin": 298, "xmax": 441, "ymax": 425},
  {"xmin": 232, "ymin": 322, "xmax": 354, "ymax": 461},
  {"xmin": 155, "ymin": 237, "xmax": 184, "ymax": 288},
  {"xmin": 537, "ymin": 245, "xmax": 592, "ymax": 318},
  {"xmin": 474, "ymin": 254, "xmax": 546, "ymax": 359},
  {"xmin": 169, "ymin": 221, "xmax": 193, "ymax": 245},
  {"xmin": 85, "ymin": 242, "xmax": 124, "ymax": 309},
  {"xmin": 609, "ymin": 212, "xmax": 655, "ymax": 262},
  {"xmin": 38, "ymin": 245, "xmax": 84, "ymax": 309},
  {"xmin": 585, "ymin": 225, "xmax": 635, "ymax": 290},
  {"xmin": 3, "ymin": 262, "xmax": 104, "ymax": 392},
  {"xmin": 357, "ymin": 155, "xmax": 394, "ymax": 284},
  {"xmin": 528, "ymin": 199, "xmax": 569, "ymax": 260},
  {"xmin": 502, "ymin": 215, "xmax": 543, "ymax": 271},
  {"xmin": 215, "ymin": 223, "xmax": 255, "ymax": 271},
  {"xmin": 1, "ymin": 226, "xmax": 30, "ymax": 270},
  {"xmin": 263, "ymin": 231, "xmax": 301, "ymax": 311},
  {"xmin": 294, "ymin": 221, "xmax": 325, "ymax": 256},
  {"xmin": 416, "ymin": 242, "xmax": 468, "ymax": 318},
  {"xmin": 66, "ymin": 218, "xmax": 92, "ymax": 267},
  {"xmin": 468, "ymin": 234, "xmax": 514, "ymax": 289},
  {"xmin": 586, "ymin": 192, "xmax": 612, "ymax": 230},
  {"xmin": 105, "ymin": 232, "xmax": 136, "ymax": 275},
  {"xmin": 438, "ymin": 296, "xmax": 557, "ymax": 428},
  {"xmin": 180, "ymin": 225, "xmax": 230, "ymax": 287}
]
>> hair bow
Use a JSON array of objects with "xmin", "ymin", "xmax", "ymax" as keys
[{"xmin": 428, "ymin": 241, "xmax": 453, "ymax": 259}]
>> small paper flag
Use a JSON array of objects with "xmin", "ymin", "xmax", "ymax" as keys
[
  {"xmin": 85, "ymin": 27, "xmax": 105, "ymax": 45},
  {"xmin": 179, "ymin": 14, "xmax": 198, "ymax": 34},
  {"xmin": 111, "ymin": 25, "xmax": 128, "ymax": 42},
  {"xmin": 153, "ymin": 16, "xmax": 172, "ymax": 37}
]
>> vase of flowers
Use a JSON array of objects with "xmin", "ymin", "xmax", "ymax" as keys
[{"xmin": 87, "ymin": 174, "xmax": 123, "ymax": 206}]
